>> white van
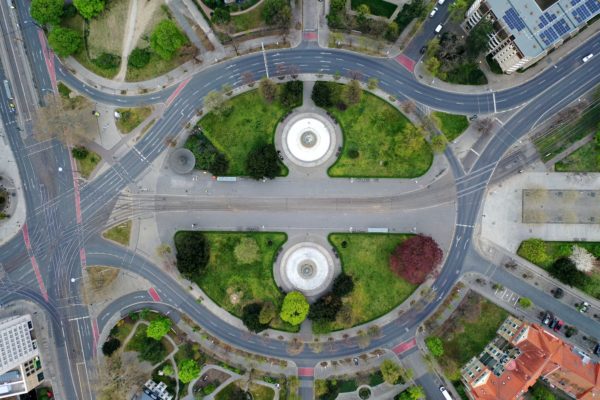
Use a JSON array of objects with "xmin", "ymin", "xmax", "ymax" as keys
[
  {"xmin": 582, "ymin": 53, "xmax": 594, "ymax": 62},
  {"xmin": 434, "ymin": 24, "xmax": 443, "ymax": 33}
]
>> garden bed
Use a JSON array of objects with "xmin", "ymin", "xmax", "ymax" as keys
[
  {"xmin": 176, "ymin": 231, "xmax": 297, "ymax": 331},
  {"xmin": 314, "ymin": 233, "xmax": 417, "ymax": 332},
  {"xmin": 323, "ymin": 83, "xmax": 432, "ymax": 178}
]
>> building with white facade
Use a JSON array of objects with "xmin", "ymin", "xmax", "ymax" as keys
[
  {"xmin": 463, "ymin": 0, "xmax": 600, "ymax": 73},
  {"xmin": 0, "ymin": 315, "xmax": 44, "ymax": 398}
]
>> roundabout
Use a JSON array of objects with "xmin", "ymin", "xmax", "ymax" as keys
[{"xmin": 0, "ymin": 12, "xmax": 599, "ymax": 399}]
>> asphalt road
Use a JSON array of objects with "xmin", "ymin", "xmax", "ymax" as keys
[{"xmin": 0, "ymin": 2, "xmax": 600, "ymax": 399}]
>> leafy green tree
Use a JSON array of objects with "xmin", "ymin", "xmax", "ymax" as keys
[
  {"xmin": 203, "ymin": 90, "xmax": 231, "ymax": 117},
  {"xmin": 263, "ymin": 0, "xmax": 291, "ymax": 27},
  {"xmin": 425, "ymin": 336, "xmax": 444, "ymax": 357},
  {"xmin": 518, "ymin": 297, "xmax": 532, "ymax": 309},
  {"xmin": 259, "ymin": 77, "xmax": 277, "ymax": 103},
  {"xmin": 529, "ymin": 382, "xmax": 556, "ymax": 400},
  {"xmin": 466, "ymin": 19, "xmax": 493, "ymax": 60},
  {"xmin": 380, "ymin": 359, "xmax": 401, "ymax": 384},
  {"xmin": 308, "ymin": 293, "xmax": 342, "ymax": 322},
  {"xmin": 449, "ymin": 0, "xmax": 471, "ymax": 22},
  {"xmin": 549, "ymin": 257, "xmax": 587, "ymax": 287},
  {"xmin": 73, "ymin": 0, "xmax": 105, "ymax": 19},
  {"xmin": 138, "ymin": 338, "xmax": 166, "ymax": 364},
  {"xmin": 332, "ymin": 273, "xmax": 354, "ymax": 297},
  {"xmin": 162, "ymin": 364, "xmax": 174, "ymax": 376},
  {"xmin": 212, "ymin": 7, "xmax": 230, "ymax": 24},
  {"xmin": 344, "ymin": 79, "xmax": 362, "ymax": 105},
  {"xmin": 425, "ymin": 55, "xmax": 442, "ymax": 77},
  {"xmin": 128, "ymin": 48, "xmax": 151, "ymax": 69},
  {"xmin": 431, "ymin": 134, "xmax": 448, "ymax": 153},
  {"xmin": 518, "ymin": 238, "xmax": 550, "ymax": 266},
  {"xmin": 280, "ymin": 80, "xmax": 303, "ymax": 107},
  {"xmin": 314, "ymin": 380, "xmax": 328, "ymax": 397},
  {"xmin": 406, "ymin": 386, "xmax": 425, "ymax": 400},
  {"xmin": 30, "ymin": 0, "xmax": 64, "ymax": 26},
  {"xmin": 311, "ymin": 81, "xmax": 333, "ymax": 107},
  {"xmin": 146, "ymin": 316, "xmax": 172, "ymax": 340},
  {"xmin": 242, "ymin": 303, "xmax": 269, "ymax": 332},
  {"xmin": 356, "ymin": 4, "xmax": 370, "ymax": 27},
  {"xmin": 101, "ymin": 338, "xmax": 121, "ymax": 356},
  {"xmin": 174, "ymin": 231, "xmax": 210, "ymax": 280},
  {"xmin": 246, "ymin": 143, "xmax": 280, "ymax": 180},
  {"xmin": 71, "ymin": 146, "xmax": 89, "ymax": 160},
  {"xmin": 150, "ymin": 20, "xmax": 188, "ymax": 60},
  {"xmin": 280, "ymin": 291, "xmax": 309, "ymax": 325},
  {"xmin": 93, "ymin": 52, "xmax": 120, "ymax": 69},
  {"xmin": 385, "ymin": 21, "xmax": 399, "ymax": 41},
  {"xmin": 48, "ymin": 27, "xmax": 82, "ymax": 57},
  {"xmin": 178, "ymin": 359, "xmax": 201, "ymax": 384},
  {"xmin": 367, "ymin": 77, "xmax": 379, "ymax": 90}
]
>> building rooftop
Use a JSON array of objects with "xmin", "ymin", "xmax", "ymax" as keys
[
  {"xmin": 0, "ymin": 315, "xmax": 37, "ymax": 376},
  {"xmin": 486, "ymin": 0, "xmax": 600, "ymax": 58}
]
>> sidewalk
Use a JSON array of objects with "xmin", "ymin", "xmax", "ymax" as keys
[{"xmin": 413, "ymin": 21, "xmax": 600, "ymax": 94}]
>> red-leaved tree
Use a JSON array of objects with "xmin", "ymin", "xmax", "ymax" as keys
[{"xmin": 389, "ymin": 235, "xmax": 443, "ymax": 284}]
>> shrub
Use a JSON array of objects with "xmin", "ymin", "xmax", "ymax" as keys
[
  {"xmin": 518, "ymin": 297, "xmax": 532, "ymax": 309},
  {"xmin": 518, "ymin": 239, "xmax": 550, "ymax": 266},
  {"xmin": 242, "ymin": 303, "xmax": 269, "ymax": 333},
  {"xmin": 280, "ymin": 291, "xmax": 309, "ymax": 325},
  {"xmin": 280, "ymin": 80, "xmax": 303, "ymax": 108},
  {"xmin": 332, "ymin": 273, "xmax": 354, "ymax": 297},
  {"xmin": 57, "ymin": 82, "xmax": 71, "ymax": 99},
  {"xmin": 258, "ymin": 302, "xmax": 276, "ymax": 324},
  {"xmin": 212, "ymin": 7, "xmax": 230, "ymax": 24},
  {"xmin": 425, "ymin": 336, "xmax": 444, "ymax": 357},
  {"xmin": 312, "ymin": 81, "xmax": 333, "ymax": 107},
  {"xmin": 93, "ymin": 52, "xmax": 120, "ymax": 69},
  {"xmin": 185, "ymin": 130, "xmax": 229, "ymax": 176},
  {"xmin": 71, "ymin": 146, "xmax": 89, "ymax": 160},
  {"xmin": 128, "ymin": 48, "xmax": 151, "ymax": 69},
  {"xmin": 101, "ymin": 337, "xmax": 121, "ymax": 356},
  {"xmin": 174, "ymin": 231, "xmax": 210, "ymax": 281},
  {"xmin": 389, "ymin": 235, "xmax": 443, "ymax": 285},
  {"xmin": 347, "ymin": 148, "xmax": 360, "ymax": 159}
]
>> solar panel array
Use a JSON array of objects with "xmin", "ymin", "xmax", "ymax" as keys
[
  {"xmin": 502, "ymin": 7, "xmax": 527, "ymax": 31},
  {"xmin": 571, "ymin": 0, "xmax": 600, "ymax": 23}
]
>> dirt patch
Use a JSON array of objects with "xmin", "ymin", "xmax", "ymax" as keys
[
  {"xmin": 133, "ymin": 1, "xmax": 168, "ymax": 49},
  {"xmin": 88, "ymin": 0, "xmax": 131, "ymax": 57}
]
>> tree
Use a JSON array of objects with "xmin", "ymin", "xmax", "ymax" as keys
[
  {"xmin": 406, "ymin": 386, "xmax": 425, "ymax": 400},
  {"xmin": 280, "ymin": 80, "xmax": 303, "ymax": 107},
  {"xmin": 389, "ymin": 235, "xmax": 443, "ymax": 285},
  {"xmin": 431, "ymin": 134, "xmax": 448, "ymax": 153},
  {"xmin": 30, "ymin": 0, "xmax": 64, "ymax": 26},
  {"xmin": 308, "ymin": 293, "xmax": 342, "ymax": 322},
  {"xmin": 332, "ymin": 273, "xmax": 354, "ymax": 297},
  {"xmin": 259, "ymin": 301, "xmax": 276, "ymax": 324},
  {"xmin": 203, "ymin": 90, "xmax": 231, "ymax": 117},
  {"xmin": 564, "ymin": 326, "xmax": 578, "ymax": 338},
  {"xmin": 246, "ymin": 143, "xmax": 280, "ymax": 180},
  {"xmin": 569, "ymin": 245, "xmax": 596, "ymax": 273},
  {"xmin": 101, "ymin": 337, "xmax": 121, "ymax": 356},
  {"xmin": 146, "ymin": 316, "xmax": 172, "ymax": 340},
  {"xmin": 315, "ymin": 380, "xmax": 328, "ymax": 397},
  {"xmin": 178, "ymin": 359, "xmax": 201, "ymax": 384},
  {"xmin": 356, "ymin": 4, "xmax": 370, "ymax": 27},
  {"xmin": 529, "ymin": 382, "xmax": 556, "ymax": 400},
  {"xmin": 466, "ymin": 19, "xmax": 493, "ymax": 60},
  {"xmin": 174, "ymin": 231, "xmax": 210, "ymax": 280},
  {"xmin": 48, "ymin": 27, "xmax": 82, "ymax": 57},
  {"xmin": 425, "ymin": 336, "xmax": 444, "ymax": 357},
  {"xmin": 385, "ymin": 21, "xmax": 399, "ymax": 41},
  {"xmin": 150, "ymin": 20, "xmax": 188, "ymax": 60},
  {"xmin": 242, "ymin": 303, "xmax": 269, "ymax": 332},
  {"xmin": 128, "ymin": 47, "xmax": 151, "ymax": 69},
  {"xmin": 212, "ymin": 7, "xmax": 230, "ymax": 24},
  {"xmin": 280, "ymin": 291, "xmax": 309, "ymax": 326},
  {"xmin": 518, "ymin": 297, "xmax": 532, "ymax": 309},
  {"xmin": 311, "ymin": 81, "xmax": 333, "ymax": 107},
  {"xmin": 242, "ymin": 71, "xmax": 255, "ymax": 86},
  {"xmin": 518, "ymin": 238, "xmax": 550, "ymax": 266},
  {"xmin": 259, "ymin": 77, "xmax": 277, "ymax": 103},
  {"xmin": 367, "ymin": 77, "xmax": 379, "ymax": 91},
  {"xmin": 263, "ymin": 0, "xmax": 291, "ymax": 27},
  {"xmin": 474, "ymin": 117, "xmax": 494, "ymax": 134},
  {"xmin": 344, "ymin": 79, "xmax": 362, "ymax": 105},
  {"xmin": 549, "ymin": 257, "xmax": 587, "ymax": 287},
  {"xmin": 380, "ymin": 359, "xmax": 401, "ymax": 384},
  {"xmin": 73, "ymin": 0, "xmax": 105, "ymax": 19},
  {"xmin": 139, "ymin": 337, "xmax": 167, "ymax": 364},
  {"xmin": 162, "ymin": 364, "xmax": 174, "ymax": 376},
  {"xmin": 449, "ymin": 0, "xmax": 471, "ymax": 22},
  {"xmin": 71, "ymin": 146, "xmax": 89, "ymax": 160}
]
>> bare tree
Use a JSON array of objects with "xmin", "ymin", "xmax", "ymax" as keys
[
  {"xmin": 288, "ymin": 64, "xmax": 300, "ymax": 79},
  {"xmin": 34, "ymin": 94, "xmax": 98, "ymax": 145},
  {"xmin": 242, "ymin": 71, "xmax": 255, "ymax": 87},
  {"xmin": 348, "ymin": 70, "xmax": 363, "ymax": 81},
  {"xmin": 276, "ymin": 63, "xmax": 287, "ymax": 80},
  {"xmin": 401, "ymin": 101, "xmax": 416, "ymax": 114},
  {"xmin": 96, "ymin": 355, "xmax": 147, "ymax": 400},
  {"xmin": 474, "ymin": 117, "xmax": 494, "ymax": 134}
]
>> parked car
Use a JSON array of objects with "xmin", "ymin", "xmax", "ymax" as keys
[
  {"xmin": 553, "ymin": 287, "xmax": 564, "ymax": 299},
  {"xmin": 434, "ymin": 24, "xmax": 443, "ymax": 33},
  {"xmin": 582, "ymin": 53, "xmax": 594, "ymax": 63},
  {"xmin": 542, "ymin": 312, "xmax": 552, "ymax": 325},
  {"xmin": 353, "ymin": 357, "xmax": 359, "ymax": 366},
  {"xmin": 469, "ymin": 114, "xmax": 478, "ymax": 121},
  {"xmin": 578, "ymin": 301, "xmax": 590, "ymax": 313},
  {"xmin": 553, "ymin": 320, "xmax": 563, "ymax": 332},
  {"xmin": 548, "ymin": 318, "xmax": 558, "ymax": 329},
  {"xmin": 438, "ymin": 0, "xmax": 446, "ymax": 4},
  {"xmin": 593, "ymin": 343, "xmax": 600, "ymax": 356},
  {"xmin": 420, "ymin": 46, "xmax": 427, "ymax": 54},
  {"xmin": 430, "ymin": 7, "xmax": 438, "ymax": 17}
]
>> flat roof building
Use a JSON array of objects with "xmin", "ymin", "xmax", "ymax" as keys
[
  {"xmin": 0, "ymin": 315, "xmax": 44, "ymax": 398},
  {"xmin": 463, "ymin": 0, "xmax": 600, "ymax": 73}
]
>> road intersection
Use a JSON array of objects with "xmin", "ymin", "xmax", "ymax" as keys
[{"xmin": 0, "ymin": 1, "xmax": 599, "ymax": 398}]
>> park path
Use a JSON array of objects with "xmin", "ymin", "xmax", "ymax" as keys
[{"xmin": 114, "ymin": 0, "xmax": 138, "ymax": 82}]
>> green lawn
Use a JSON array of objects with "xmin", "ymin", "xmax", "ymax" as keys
[
  {"xmin": 116, "ymin": 107, "xmax": 153, "ymax": 133},
  {"xmin": 76, "ymin": 150, "xmax": 101, "ymax": 179},
  {"xmin": 102, "ymin": 221, "xmax": 132, "ymax": 246},
  {"xmin": 125, "ymin": 48, "xmax": 195, "ymax": 82},
  {"xmin": 182, "ymin": 231, "xmax": 297, "ymax": 331},
  {"xmin": 317, "ymin": 234, "xmax": 417, "ymax": 332},
  {"xmin": 534, "ymin": 102, "xmax": 600, "ymax": 162},
  {"xmin": 249, "ymin": 384, "xmax": 275, "ymax": 400},
  {"xmin": 445, "ymin": 63, "xmax": 488, "ymax": 85},
  {"xmin": 109, "ymin": 319, "xmax": 135, "ymax": 344},
  {"xmin": 555, "ymin": 141, "xmax": 599, "ymax": 172},
  {"xmin": 517, "ymin": 239, "xmax": 600, "ymax": 299},
  {"xmin": 230, "ymin": 2, "xmax": 266, "ymax": 32},
  {"xmin": 432, "ymin": 112, "xmax": 469, "ymax": 141},
  {"xmin": 187, "ymin": 87, "xmax": 299, "ymax": 176},
  {"xmin": 431, "ymin": 293, "xmax": 508, "ymax": 380},
  {"xmin": 325, "ymin": 85, "xmax": 433, "ymax": 178},
  {"xmin": 351, "ymin": 0, "xmax": 397, "ymax": 18}
]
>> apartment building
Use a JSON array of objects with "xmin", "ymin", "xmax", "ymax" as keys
[
  {"xmin": 463, "ymin": 0, "xmax": 600, "ymax": 73},
  {"xmin": 0, "ymin": 315, "xmax": 44, "ymax": 398}
]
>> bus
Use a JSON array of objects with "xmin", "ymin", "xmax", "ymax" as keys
[
  {"xmin": 3, "ymin": 80, "xmax": 12, "ymax": 100},
  {"xmin": 440, "ymin": 386, "xmax": 453, "ymax": 400}
]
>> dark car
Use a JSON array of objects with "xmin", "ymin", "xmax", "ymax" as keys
[
  {"xmin": 469, "ymin": 114, "xmax": 478, "ymax": 121},
  {"xmin": 593, "ymin": 343, "xmax": 600, "ymax": 356},
  {"xmin": 548, "ymin": 318, "xmax": 558, "ymax": 329},
  {"xmin": 553, "ymin": 287, "xmax": 564, "ymax": 298},
  {"xmin": 420, "ymin": 46, "xmax": 427, "ymax": 54},
  {"xmin": 553, "ymin": 320, "xmax": 563, "ymax": 331},
  {"xmin": 542, "ymin": 312, "xmax": 552, "ymax": 325}
]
